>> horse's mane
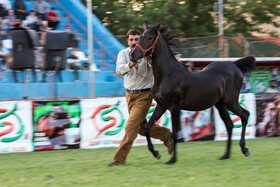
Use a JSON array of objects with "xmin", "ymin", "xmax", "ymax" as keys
[
  {"xmin": 150, "ymin": 25, "xmax": 174, "ymax": 46},
  {"xmin": 150, "ymin": 25, "xmax": 181, "ymax": 62}
]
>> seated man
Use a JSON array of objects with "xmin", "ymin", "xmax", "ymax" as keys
[
  {"xmin": 67, "ymin": 49, "xmax": 81, "ymax": 81},
  {"xmin": 0, "ymin": 39, "xmax": 9, "ymax": 79},
  {"xmin": 47, "ymin": 7, "xmax": 60, "ymax": 30},
  {"xmin": 22, "ymin": 10, "xmax": 37, "ymax": 29}
]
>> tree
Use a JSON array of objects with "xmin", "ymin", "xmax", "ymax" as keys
[
  {"xmin": 82, "ymin": 0, "xmax": 280, "ymax": 37},
  {"xmin": 82, "ymin": 0, "xmax": 217, "ymax": 37},
  {"xmin": 223, "ymin": 0, "xmax": 280, "ymax": 36}
]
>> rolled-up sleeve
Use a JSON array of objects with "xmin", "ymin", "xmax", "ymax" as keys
[{"xmin": 116, "ymin": 49, "xmax": 132, "ymax": 76}]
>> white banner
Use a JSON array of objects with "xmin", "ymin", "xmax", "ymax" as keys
[
  {"xmin": 80, "ymin": 97, "xmax": 171, "ymax": 149},
  {"xmin": 214, "ymin": 93, "xmax": 257, "ymax": 140},
  {"xmin": 0, "ymin": 101, "xmax": 33, "ymax": 153},
  {"xmin": 181, "ymin": 109, "xmax": 213, "ymax": 141}
]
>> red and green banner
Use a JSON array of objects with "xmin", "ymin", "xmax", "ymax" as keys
[
  {"xmin": 0, "ymin": 92, "xmax": 278, "ymax": 154},
  {"xmin": 0, "ymin": 101, "xmax": 33, "ymax": 153},
  {"xmin": 80, "ymin": 98, "xmax": 172, "ymax": 149},
  {"xmin": 214, "ymin": 93, "xmax": 257, "ymax": 140}
]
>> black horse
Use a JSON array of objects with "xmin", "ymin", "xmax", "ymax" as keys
[{"xmin": 130, "ymin": 24, "xmax": 256, "ymax": 165}]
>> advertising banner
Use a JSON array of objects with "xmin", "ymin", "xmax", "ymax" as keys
[
  {"xmin": 33, "ymin": 100, "xmax": 81, "ymax": 151},
  {"xmin": 0, "ymin": 101, "xmax": 33, "ymax": 153},
  {"xmin": 240, "ymin": 74, "xmax": 251, "ymax": 93},
  {"xmin": 249, "ymin": 69, "xmax": 273, "ymax": 93},
  {"xmin": 255, "ymin": 93, "xmax": 280, "ymax": 137},
  {"xmin": 214, "ymin": 93, "xmax": 257, "ymax": 140},
  {"xmin": 181, "ymin": 109, "xmax": 215, "ymax": 141},
  {"xmin": 80, "ymin": 98, "xmax": 172, "ymax": 149}
]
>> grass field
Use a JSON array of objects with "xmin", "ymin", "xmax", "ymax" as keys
[{"xmin": 1, "ymin": 138, "xmax": 279, "ymax": 187}]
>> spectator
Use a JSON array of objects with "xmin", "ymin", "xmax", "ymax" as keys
[
  {"xmin": 67, "ymin": 49, "xmax": 81, "ymax": 81},
  {"xmin": 266, "ymin": 80, "xmax": 278, "ymax": 93},
  {"xmin": 13, "ymin": 18, "xmax": 22, "ymax": 28},
  {"xmin": 47, "ymin": 7, "xmax": 60, "ymax": 30},
  {"xmin": 174, "ymin": 52, "xmax": 182, "ymax": 62},
  {"xmin": 185, "ymin": 61, "xmax": 195, "ymax": 72},
  {"xmin": 0, "ymin": 39, "xmax": 9, "ymax": 79},
  {"xmin": 0, "ymin": 16, "xmax": 8, "ymax": 39},
  {"xmin": 34, "ymin": 47, "xmax": 46, "ymax": 82},
  {"xmin": 257, "ymin": 102, "xmax": 279, "ymax": 137},
  {"xmin": 23, "ymin": 10, "xmax": 38, "ymax": 29},
  {"xmin": 5, "ymin": 10, "xmax": 16, "ymax": 31},
  {"xmin": 34, "ymin": 19, "xmax": 48, "ymax": 34},
  {"xmin": 0, "ymin": 3, "xmax": 8, "ymax": 18},
  {"xmin": 66, "ymin": 25, "xmax": 79, "ymax": 48},
  {"xmin": 33, "ymin": 0, "xmax": 50, "ymax": 21},
  {"xmin": 0, "ymin": 0, "xmax": 11, "ymax": 10},
  {"xmin": 14, "ymin": 0, "xmax": 27, "ymax": 20}
]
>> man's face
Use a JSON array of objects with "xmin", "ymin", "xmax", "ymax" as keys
[
  {"xmin": 270, "ymin": 81, "xmax": 277, "ymax": 88},
  {"xmin": 127, "ymin": 34, "xmax": 140, "ymax": 50}
]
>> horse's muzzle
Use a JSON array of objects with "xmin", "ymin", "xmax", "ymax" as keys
[{"xmin": 129, "ymin": 50, "xmax": 138, "ymax": 62}]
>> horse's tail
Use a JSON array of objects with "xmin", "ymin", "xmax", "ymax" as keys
[{"xmin": 234, "ymin": 55, "xmax": 256, "ymax": 74}]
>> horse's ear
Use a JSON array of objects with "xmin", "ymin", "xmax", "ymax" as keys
[
  {"xmin": 156, "ymin": 23, "xmax": 161, "ymax": 31},
  {"xmin": 143, "ymin": 21, "xmax": 151, "ymax": 30}
]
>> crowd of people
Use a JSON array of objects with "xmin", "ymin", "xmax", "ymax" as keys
[
  {"xmin": 0, "ymin": 0, "xmax": 83, "ymax": 82},
  {"xmin": 0, "ymin": 0, "xmax": 61, "ymax": 38}
]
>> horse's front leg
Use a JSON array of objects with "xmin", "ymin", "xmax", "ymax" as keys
[
  {"xmin": 145, "ymin": 104, "xmax": 167, "ymax": 159},
  {"xmin": 165, "ymin": 106, "xmax": 181, "ymax": 165}
]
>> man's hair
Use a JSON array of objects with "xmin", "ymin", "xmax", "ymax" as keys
[{"xmin": 126, "ymin": 29, "xmax": 141, "ymax": 39}]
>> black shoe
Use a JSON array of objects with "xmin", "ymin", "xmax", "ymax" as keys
[
  {"xmin": 108, "ymin": 161, "xmax": 125, "ymax": 167},
  {"xmin": 164, "ymin": 133, "xmax": 174, "ymax": 154}
]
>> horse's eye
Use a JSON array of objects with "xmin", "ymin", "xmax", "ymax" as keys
[{"xmin": 147, "ymin": 37, "xmax": 153, "ymax": 41}]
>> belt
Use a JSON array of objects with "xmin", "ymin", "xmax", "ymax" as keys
[{"xmin": 126, "ymin": 88, "xmax": 151, "ymax": 94}]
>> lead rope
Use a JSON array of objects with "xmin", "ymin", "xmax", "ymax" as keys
[{"xmin": 135, "ymin": 56, "xmax": 153, "ymax": 78}]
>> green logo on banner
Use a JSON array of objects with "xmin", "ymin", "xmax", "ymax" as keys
[
  {"xmin": 249, "ymin": 70, "xmax": 272, "ymax": 93},
  {"xmin": 147, "ymin": 103, "xmax": 169, "ymax": 127},
  {"xmin": 228, "ymin": 95, "xmax": 250, "ymax": 128},
  {"xmin": 91, "ymin": 100, "xmax": 125, "ymax": 136},
  {"xmin": 0, "ymin": 104, "xmax": 24, "ymax": 142}
]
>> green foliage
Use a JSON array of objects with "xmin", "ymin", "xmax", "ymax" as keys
[
  {"xmin": 82, "ymin": 0, "xmax": 217, "ymax": 37},
  {"xmin": 1, "ymin": 138, "xmax": 279, "ymax": 186},
  {"xmin": 81, "ymin": 0, "xmax": 280, "ymax": 37},
  {"xmin": 224, "ymin": 0, "xmax": 280, "ymax": 36}
]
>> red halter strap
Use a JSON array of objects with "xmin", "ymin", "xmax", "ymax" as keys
[{"xmin": 136, "ymin": 31, "xmax": 160, "ymax": 58}]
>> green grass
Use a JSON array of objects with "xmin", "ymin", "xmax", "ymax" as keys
[{"xmin": 1, "ymin": 138, "xmax": 279, "ymax": 187}]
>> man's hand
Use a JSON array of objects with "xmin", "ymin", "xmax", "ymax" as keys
[{"xmin": 129, "ymin": 62, "xmax": 138, "ymax": 68}]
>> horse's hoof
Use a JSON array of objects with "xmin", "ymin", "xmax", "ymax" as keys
[
  {"xmin": 164, "ymin": 157, "xmax": 176, "ymax": 165},
  {"xmin": 218, "ymin": 155, "xmax": 229, "ymax": 160},
  {"xmin": 154, "ymin": 150, "xmax": 161, "ymax": 159},
  {"xmin": 244, "ymin": 149, "xmax": 250, "ymax": 157},
  {"xmin": 156, "ymin": 152, "xmax": 161, "ymax": 159}
]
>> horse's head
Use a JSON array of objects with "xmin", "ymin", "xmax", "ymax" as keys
[{"xmin": 130, "ymin": 24, "xmax": 161, "ymax": 63}]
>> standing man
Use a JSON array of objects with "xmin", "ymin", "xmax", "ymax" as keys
[
  {"xmin": 14, "ymin": 0, "xmax": 27, "ymax": 20},
  {"xmin": 33, "ymin": 0, "xmax": 50, "ymax": 21},
  {"xmin": 108, "ymin": 29, "xmax": 173, "ymax": 166}
]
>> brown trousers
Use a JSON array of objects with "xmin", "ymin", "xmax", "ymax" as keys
[{"xmin": 113, "ymin": 91, "xmax": 170, "ymax": 163}]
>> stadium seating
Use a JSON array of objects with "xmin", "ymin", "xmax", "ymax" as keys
[{"xmin": 0, "ymin": 0, "xmax": 125, "ymax": 99}]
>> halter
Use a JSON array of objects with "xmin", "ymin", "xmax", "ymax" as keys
[{"xmin": 135, "ymin": 31, "xmax": 160, "ymax": 58}]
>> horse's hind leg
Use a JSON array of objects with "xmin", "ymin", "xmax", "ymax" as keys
[
  {"xmin": 215, "ymin": 101, "xmax": 233, "ymax": 160},
  {"xmin": 145, "ymin": 104, "xmax": 167, "ymax": 159},
  {"xmin": 240, "ymin": 107, "xmax": 250, "ymax": 157},
  {"xmin": 227, "ymin": 104, "xmax": 250, "ymax": 157}
]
